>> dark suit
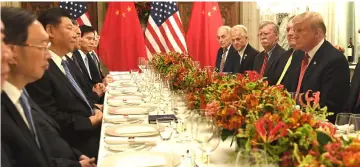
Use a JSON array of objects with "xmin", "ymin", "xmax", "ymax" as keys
[
  {"xmin": 31, "ymin": 97, "xmax": 82, "ymax": 167},
  {"xmin": 87, "ymin": 52, "xmax": 104, "ymax": 83},
  {"xmin": 253, "ymin": 44, "xmax": 286, "ymax": 84},
  {"xmin": 25, "ymin": 59, "xmax": 100, "ymax": 158},
  {"xmin": 73, "ymin": 50, "xmax": 95, "ymax": 85},
  {"xmin": 344, "ymin": 62, "xmax": 360, "ymax": 113},
  {"xmin": 286, "ymin": 40, "xmax": 350, "ymax": 122},
  {"xmin": 215, "ymin": 45, "xmax": 240, "ymax": 73},
  {"xmin": 279, "ymin": 50, "xmax": 305, "ymax": 92},
  {"xmin": 234, "ymin": 44, "xmax": 259, "ymax": 73},
  {"xmin": 1, "ymin": 93, "xmax": 54, "ymax": 167},
  {"xmin": 66, "ymin": 55, "xmax": 101, "ymax": 104}
]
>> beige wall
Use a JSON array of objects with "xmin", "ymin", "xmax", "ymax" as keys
[{"xmin": 0, "ymin": 2, "xmax": 21, "ymax": 7}]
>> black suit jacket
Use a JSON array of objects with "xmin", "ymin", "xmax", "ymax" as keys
[
  {"xmin": 25, "ymin": 59, "xmax": 100, "ymax": 158},
  {"xmin": 253, "ymin": 44, "xmax": 286, "ymax": 83},
  {"xmin": 279, "ymin": 49, "xmax": 305, "ymax": 92},
  {"xmin": 1, "ymin": 93, "xmax": 54, "ymax": 167},
  {"xmin": 87, "ymin": 52, "xmax": 104, "ymax": 83},
  {"xmin": 215, "ymin": 45, "xmax": 240, "ymax": 73},
  {"xmin": 73, "ymin": 50, "xmax": 95, "ymax": 85},
  {"xmin": 31, "ymin": 96, "xmax": 82, "ymax": 167},
  {"xmin": 66, "ymin": 55, "xmax": 101, "ymax": 104},
  {"xmin": 345, "ymin": 62, "xmax": 360, "ymax": 113},
  {"xmin": 293, "ymin": 40, "xmax": 350, "ymax": 122},
  {"xmin": 235, "ymin": 44, "xmax": 259, "ymax": 73}
]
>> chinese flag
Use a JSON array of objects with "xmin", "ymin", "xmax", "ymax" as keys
[
  {"xmin": 186, "ymin": 2, "xmax": 223, "ymax": 67},
  {"xmin": 99, "ymin": 2, "xmax": 146, "ymax": 71}
]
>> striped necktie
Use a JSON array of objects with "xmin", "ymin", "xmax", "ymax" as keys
[
  {"xmin": 219, "ymin": 48, "xmax": 228, "ymax": 72},
  {"xmin": 19, "ymin": 90, "xmax": 41, "ymax": 148},
  {"xmin": 259, "ymin": 53, "xmax": 268, "ymax": 76},
  {"xmin": 61, "ymin": 60, "xmax": 94, "ymax": 114},
  {"xmin": 295, "ymin": 53, "xmax": 310, "ymax": 98}
]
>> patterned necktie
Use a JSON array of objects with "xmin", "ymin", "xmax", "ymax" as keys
[
  {"xmin": 89, "ymin": 53, "xmax": 102, "ymax": 77},
  {"xmin": 295, "ymin": 53, "xmax": 310, "ymax": 98},
  {"xmin": 61, "ymin": 60, "xmax": 94, "ymax": 114},
  {"xmin": 259, "ymin": 53, "xmax": 268, "ymax": 76},
  {"xmin": 219, "ymin": 48, "xmax": 228, "ymax": 72},
  {"xmin": 84, "ymin": 56, "xmax": 92, "ymax": 79},
  {"xmin": 19, "ymin": 90, "xmax": 41, "ymax": 148}
]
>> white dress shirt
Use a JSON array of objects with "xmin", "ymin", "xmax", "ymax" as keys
[
  {"xmin": 238, "ymin": 43, "xmax": 248, "ymax": 64},
  {"xmin": 306, "ymin": 38, "xmax": 325, "ymax": 65},
  {"xmin": 78, "ymin": 50, "xmax": 92, "ymax": 79},
  {"xmin": 50, "ymin": 50, "xmax": 65, "ymax": 74},
  {"xmin": 3, "ymin": 81, "xmax": 30, "ymax": 129}
]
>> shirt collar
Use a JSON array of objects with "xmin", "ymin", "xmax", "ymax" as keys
[
  {"xmin": 266, "ymin": 44, "xmax": 277, "ymax": 57},
  {"xmin": 238, "ymin": 43, "xmax": 248, "ymax": 57},
  {"xmin": 3, "ymin": 81, "xmax": 22, "ymax": 105},
  {"xmin": 307, "ymin": 39, "xmax": 325, "ymax": 59},
  {"xmin": 66, "ymin": 52, "xmax": 73, "ymax": 58},
  {"xmin": 78, "ymin": 50, "xmax": 87, "ymax": 59},
  {"xmin": 50, "ymin": 50, "xmax": 63, "ymax": 67}
]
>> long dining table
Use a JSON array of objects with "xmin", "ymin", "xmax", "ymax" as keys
[{"xmin": 97, "ymin": 71, "xmax": 237, "ymax": 167}]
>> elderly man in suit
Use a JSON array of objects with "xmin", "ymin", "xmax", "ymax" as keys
[
  {"xmin": 1, "ymin": 7, "xmax": 96, "ymax": 167},
  {"xmin": 291, "ymin": 12, "xmax": 350, "ymax": 122},
  {"xmin": 25, "ymin": 8, "xmax": 102, "ymax": 158},
  {"xmin": 230, "ymin": 25, "xmax": 259, "ymax": 73},
  {"xmin": 215, "ymin": 26, "xmax": 239, "ymax": 73},
  {"xmin": 253, "ymin": 21, "xmax": 285, "ymax": 84},
  {"xmin": 344, "ymin": 28, "xmax": 360, "ymax": 114}
]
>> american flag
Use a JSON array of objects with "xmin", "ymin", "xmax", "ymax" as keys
[
  {"xmin": 145, "ymin": 2, "xmax": 187, "ymax": 59},
  {"xmin": 59, "ymin": 1, "xmax": 92, "ymax": 26}
]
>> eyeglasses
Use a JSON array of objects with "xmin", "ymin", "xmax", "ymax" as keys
[{"xmin": 18, "ymin": 42, "xmax": 51, "ymax": 52}]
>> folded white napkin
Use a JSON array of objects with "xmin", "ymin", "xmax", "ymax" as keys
[
  {"xmin": 109, "ymin": 95, "xmax": 142, "ymax": 101},
  {"xmin": 108, "ymin": 107, "xmax": 148, "ymax": 115},
  {"xmin": 105, "ymin": 136, "xmax": 158, "ymax": 145},
  {"xmin": 108, "ymin": 99, "xmax": 143, "ymax": 107},
  {"xmin": 115, "ymin": 125, "xmax": 157, "ymax": 135}
]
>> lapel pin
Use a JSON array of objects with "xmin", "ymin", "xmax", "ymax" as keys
[
  {"xmin": 313, "ymin": 61, "xmax": 316, "ymax": 65},
  {"xmin": 244, "ymin": 54, "xmax": 247, "ymax": 59}
]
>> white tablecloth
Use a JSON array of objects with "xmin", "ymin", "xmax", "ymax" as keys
[{"xmin": 97, "ymin": 72, "xmax": 237, "ymax": 167}]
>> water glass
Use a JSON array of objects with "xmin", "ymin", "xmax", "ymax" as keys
[
  {"xmin": 335, "ymin": 113, "xmax": 352, "ymax": 134},
  {"xmin": 236, "ymin": 148, "xmax": 268, "ymax": 167},
  {"xmin": 156, "ymin": 119, "xmax": 174, "ymax": 141}
]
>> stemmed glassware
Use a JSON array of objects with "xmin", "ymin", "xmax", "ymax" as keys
[
  {"xmin": 335, "ymin": 113, "xmax": 352, "ymax": 134},
  {"xmin": 235, "ymin": 148, "xmax": 268, "ymax": 167},
  {"xmin": 194, "ymin": 113, "xmax": 221, "ymax": 166}
]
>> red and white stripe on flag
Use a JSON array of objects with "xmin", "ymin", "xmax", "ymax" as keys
[
  {"xmin": 77, "ymin": 12, "xmax": 92, "ymax": 26},
  {"xmin": 145, "ymin": 2, "xmax": 187, "ymax": 59}
]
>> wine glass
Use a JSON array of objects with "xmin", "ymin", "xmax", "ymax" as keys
[
  {"xmin": 236, "ymin": 148, "xmax": 268, "ymax": 167},
  {"xmin": 335, "ymin": 113, "xmax": 352, "ymax": 134},
  {"xmin": 195, "ymin": 114, "xmax": 220, "ymax": 166},
  {"xmin": 348, "ymin": 114, "xmax": 360, "ymax": 137}
]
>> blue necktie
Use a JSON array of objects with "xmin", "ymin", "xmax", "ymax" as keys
[
  {"xmin": 19, "ymin": 90, "xmax": 41, "ymax": 148},
  {"xmin": 61, "ymin": 60, "xmax": 94, "ymax": 114}
]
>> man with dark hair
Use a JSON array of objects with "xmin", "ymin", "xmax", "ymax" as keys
[
  {"xmin": 1, "ymin": 7, "xmax": 54, "ymax": 167},
  {"xmin": 25, "ymin": 7, "xmax": 102, "ymax": 159},
  {"xmin": 74, "ymin": 25, "xmax": 103, "ymax": 85},
  {"xmin": 253, "ymin": 21, "xmax": 285, "ymax": 84}
]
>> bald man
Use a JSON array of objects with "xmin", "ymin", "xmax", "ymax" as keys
[
  {"xmin": 290, "ymin": 12, "xmax": 350, "ymax": 122},
  {"xmin": 215, "ymin": 26, "xmax": 239, "ymax": 73},
  {"xmin": 231, "ymin": 25, "xmax": 259, "ymax": 73}
]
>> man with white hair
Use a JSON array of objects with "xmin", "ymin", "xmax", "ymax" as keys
[
  {"xmin": 230, "ymin": 25, "xmax": 259, "ymax": 73},
  {"xmin": 215, "ymin": 26, "xmax": 239, "ymax": 73}
]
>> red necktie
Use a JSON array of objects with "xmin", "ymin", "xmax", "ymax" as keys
[
  {"xmin": 295, "ymin": 53, "xmax": 310, "ymax": 98},
  {"xmin": 259, "ymin": 53, "xmax": 268, "ymax": 76}
]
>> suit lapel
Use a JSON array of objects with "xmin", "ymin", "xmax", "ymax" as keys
[
  {"xmin": 1, "ymin": 93, "xmax": 38, "ymax": 147},
  {"xmin": 48, "ymin": 60, "xmax": 89, "ymax": 107},
  {"xmin": 74, "ymin": 51, "xmax": 92, "ymax": 82},
  {"xmin": 302, "ymin": 42, "xmax": 327, "ymax": 89},
  {"xmin": 29, "ymin": 98, "xmax": 61, "ymax": 131}
]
